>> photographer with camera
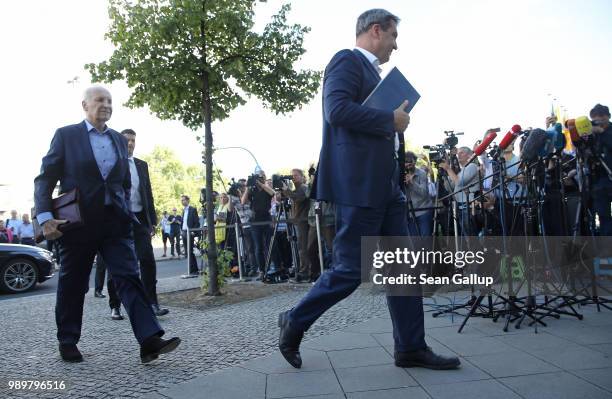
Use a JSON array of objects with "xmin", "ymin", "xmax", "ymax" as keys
[
  {"xmin": 590, "ymin": 104, "xmax": 612, "ymax": 235},
  {"xmin": 440, "ymin": 146, "xmax": 480, "ymax": 235},
  {"xmin": 241, "ymin": 170, "xmax": 276, "ymax": 280},
  {"xmin": 404, "ymin": 151, "xmax": 434, "ymax": 237},
  {"xmin": 280, "ymin": 169, "xmax": 310, "ymax": 282},
  {"xmin": 229, "ymin": 181, "xmax": 257, "ymax": 277}
]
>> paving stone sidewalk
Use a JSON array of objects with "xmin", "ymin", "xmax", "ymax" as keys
[
  {"xmin": 0, "ymin": 281, "xmax": 389, "ymax": 399},
  {"xmin": 156, "ymin": 298, "xmax": 612, "ymax": 399},
  {"xmin": 2, "ymin": 280, "xmax": 611, "ymax": 399}
]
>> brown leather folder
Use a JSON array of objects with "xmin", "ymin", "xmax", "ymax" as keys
[{"xmin": 32, "ymin": 188, "xmax": 84, "ymax": 243}]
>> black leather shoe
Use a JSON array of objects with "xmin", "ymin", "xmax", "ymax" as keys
[
  {"xmin": 153, "ymin": 304, "xmax": 169, "ymax": 316},
  {"xmin": 111, "ymin": 307, "xmax": 124, "ymax": 321},
  {"xmin": 59, "ymin": 344, "xmax": 83, "ymax": 363},
  {"xmin": 94, "ymin": 290, "xmax": 106, "ymax": 298},
  {"xmin": 278, "ymin": 311, "xmax": 303, "ymax": 368},
  {"xmin": 395, "ymin": 347, "xmax": 460, "ymax": 370},
  {"xmin": 290, "ymin": 275, "xmax": 308, "ymax": 284},
  {"xmin": 140, "ymin": 336, "xmax": 181, "ymax": 364}
]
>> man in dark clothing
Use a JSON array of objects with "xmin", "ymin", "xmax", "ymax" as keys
[
  {"xmin": 181, "ymin": 195, "xmax": 200, "ymax": 275},
  {"xmin": 241, "ymin": 171, "xmax": 275, "ymax": 279}
]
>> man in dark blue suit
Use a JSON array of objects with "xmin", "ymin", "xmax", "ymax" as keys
[
  {"xmin": 35, "ymin": 86, "xmax": 180, "ymax": 363},
  {"xmin": 278, "ymin": 9, "xmax": 459, "ymax": 370}
]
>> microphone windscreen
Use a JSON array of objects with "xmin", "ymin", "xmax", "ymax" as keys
[
  {"xmin": 498, "ymin": 131, "xmax": 518, "ymax": 151},
  {"xmin": 511, "ymin": 124, "xmax": 522, "ymax": 134},
  {"xmin": 545, "ymin": 127, "xmax": 566, "ymax": 153},
  {"xmin": 474, "ymin": 131, "xmax": 497, "ymax": 155},
  {"xmin": 565, "ymin": 119, "xmax": 580, "ymax": 142},
  {"xmin": 575, "ymin": 116, "xmax": 592, "ymax": 136},
  {"xmin": 521, "ymin": 128, "xmax": 548, "ymax": 162}
]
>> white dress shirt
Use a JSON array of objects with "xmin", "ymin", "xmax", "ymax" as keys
[
  {"xmin": 128, "ymin": 157, "xmax": 143, "ymax": 212},
  {"xmin": 354, "ymin": 46, "xmax": 400, "ymax": 154},
  {"xmin": 182, "ymin": 207, "xmax": 189, "ymax": 231},
  {"xmin": 18, "ymin": 222, "xmax": 34, "ymax": 238}
]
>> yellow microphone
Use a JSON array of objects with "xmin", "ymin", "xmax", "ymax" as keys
[{"xmin": 575, "ymin": 116, "xmax": 593, "ymax": 137}]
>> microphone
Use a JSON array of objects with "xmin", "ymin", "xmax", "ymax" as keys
[
  {"xmin": 520, "ymin": 128, "xmax": 548, "ymax": 162},
  {"xmin": 498, "ymin": 124, "xmax": 522, "ymax": 152},
  {"xmin": 467, "ymin": 130, "xmax": 497, "ymax": 164},
  {"xmin": 545, "ymin": 123, "xmax": 566, "ymax": 154},
  {"xmin": 575, "ymin": 116, "xmax": 593, "ymax": 137},
  {"xmin": 565, "ymin": 119, "xmax": 581, "ymax": 143}
]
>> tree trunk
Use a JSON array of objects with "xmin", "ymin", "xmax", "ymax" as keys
[
  {"xmin": 200, "ymin": 4, "xmax": 219, "ymax": 296},
  {"xmin": 202, "ymin": 73, "xmax": 219, "ymax": 296}
]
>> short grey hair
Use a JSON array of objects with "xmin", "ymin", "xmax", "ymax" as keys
[
  {"xmin": 458, "ymin": 146, "xmax": 473, "ymax": 154},
  {"xmin": 356, "ymin": 9, "xmax": 400, "ymax": 37}
]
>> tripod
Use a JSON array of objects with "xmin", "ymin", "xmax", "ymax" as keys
[{"xmin": 263, "ymin": 197, "xmax": 299, "ymax": 282}]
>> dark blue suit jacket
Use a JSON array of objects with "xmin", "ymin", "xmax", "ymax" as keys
[
  {"xmin": 34, "ymin": 121, "xmax": 136, "ymax": 241},
  {"xmin": 311, "ymin": 49, "xmax": 399, "ymax": 209}
]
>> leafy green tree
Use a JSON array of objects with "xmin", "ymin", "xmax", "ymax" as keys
[
  {"xmin": 141, "ymin": 146, "xmax": 225, "ymax": 223},
  {"xmin": 86, "ymin": 0, "xmax": 321, "ymax": 294}
]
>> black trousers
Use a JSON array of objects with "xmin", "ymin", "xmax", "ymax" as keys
[
  {"xmin": 182, "ymin": 231, "xmax": 199, "ymax": 274},
  {"xmin": 169, "ymin": 230, "xmax": 181, "ymax": 256},
  {"xmin": 94, "ymin": 253, "xmax": 107, "ymax": 292},
  {"xmin": 108, "ymin": 214, "xmax": 159, "ymax": 308},
  {"xmin": 56, "ymin": 208, "xmax": 162, "ymax": 345}
]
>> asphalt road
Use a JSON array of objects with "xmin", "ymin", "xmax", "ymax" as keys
[{"xmin": 0, "ymin": 257, "xmax": 190, "ymax": 300}]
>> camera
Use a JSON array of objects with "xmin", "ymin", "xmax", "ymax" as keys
[
  {"xmin": 246, "ymin": 173, "xmax": 262, "ymax": 189},
  {"xmin": 272, "ymin": 174, "xmax": 292, "ymax": 190},
  {"xmin": 228, "ymin": 178, "xmax": 242, "ymax": 197},
  {"xmin": 423, "ymin": 144, "xmax": 446, "ymax": 165},
  {"xmin": 443, "ymin": 130, "xmax": 463, "ymax": 148}
]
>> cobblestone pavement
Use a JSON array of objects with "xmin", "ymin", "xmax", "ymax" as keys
[{"xmin": 0, "ymin": 279, "xmax": 390, "ymax": 399}]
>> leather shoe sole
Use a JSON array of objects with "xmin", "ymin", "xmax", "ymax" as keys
[{"xmin": 395, "ymin": 358, "xmax": 460, "ymax": 370}]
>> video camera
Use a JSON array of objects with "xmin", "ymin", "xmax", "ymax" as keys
[
  {"xmin": 423, "ymin": 144, "xmax": 447, "ymax": 165},
  {"xmin": 246, "ymin": 173, "xmax": 263, "ymax": 189},
  {"xmin": 272, "ymin": 174, "xmax": 292, "ymax": 190},
  {"xmin": 423, "ymin": 131, "xmax": 464, "ymax": 165},
  {"xmin": 443, "ymin": 130, "xmax": 463, "ymax": 148},
  {"xmin": 228, "ymin": 178, "xmax": 242, "ymax": 197}
]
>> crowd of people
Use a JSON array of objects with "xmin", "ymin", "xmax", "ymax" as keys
[
  {"xmin": 1, "ymin": 210, "xmax": 36, "ymax": 245},
  {"xmin": 155, "ymin": 169, "xmax": 337, "ymax": 284}
]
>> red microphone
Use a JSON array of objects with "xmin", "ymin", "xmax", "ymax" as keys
[
  {"xmin": 498, "ymin": 124, "xmax": 522, "ymax": 151},
  {"xmin": 467, "ymin": 130, "xmax": 497, "ymax": 165}
]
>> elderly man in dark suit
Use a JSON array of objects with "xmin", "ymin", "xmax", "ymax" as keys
[
  {"xmin": 34, "ymin": 86, "xmax": 180, "ymax": 363},
  {"xmin": 278, "ymin": 9, "xmax": 459, "ymax": 370}
]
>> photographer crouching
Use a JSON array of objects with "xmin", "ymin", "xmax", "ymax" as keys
[{"xmin": 241, "ymin": 170, "xmax": 276, "ymax": 280}]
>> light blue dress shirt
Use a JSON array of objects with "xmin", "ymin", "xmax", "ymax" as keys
[{"xmin": 38, "ymin": 120, "xmax": 119, "ymax": 225}]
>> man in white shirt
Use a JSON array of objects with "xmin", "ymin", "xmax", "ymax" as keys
[
  {"xmin": 180, "ymin": 195, "xmax": 200, "ymax": 275},
  {"xmin": 6, "ymin": 210, "xmax": 22, "ymax": 244},
  {"xmin": 18, "ymin": 214, "xmax": 35, "ymax": 246},
  {"xmin": 440, "ymin": 146, "xmax": 480, "ymax": 235}
]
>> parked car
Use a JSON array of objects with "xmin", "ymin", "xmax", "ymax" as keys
[{"xmin": 0, "ymin": 244, "xmax": 55, "ymax": 294}]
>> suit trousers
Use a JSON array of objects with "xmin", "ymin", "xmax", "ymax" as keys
[
  {"xmin": 288, "ymin": 174, "xmax": 426, "ymax": 353},
  {"xmin": 107, "ymin": 214, "xmax": 159, "ymax": 308},
  {"xmin": 55, "ymin": 208, "xmax": 163, "ymax": 345},
  {"xmin": 182, "ymin": 231, "xmax": 199, "ymax": 274},
  {"xmin": 94, "ymin": 254, "xmax": 106, "ymax": 292}
]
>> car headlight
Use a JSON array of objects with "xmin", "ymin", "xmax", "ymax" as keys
[{"xmin": 36, "ymin": 249, "xmax": 55, "ymax": 261}]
